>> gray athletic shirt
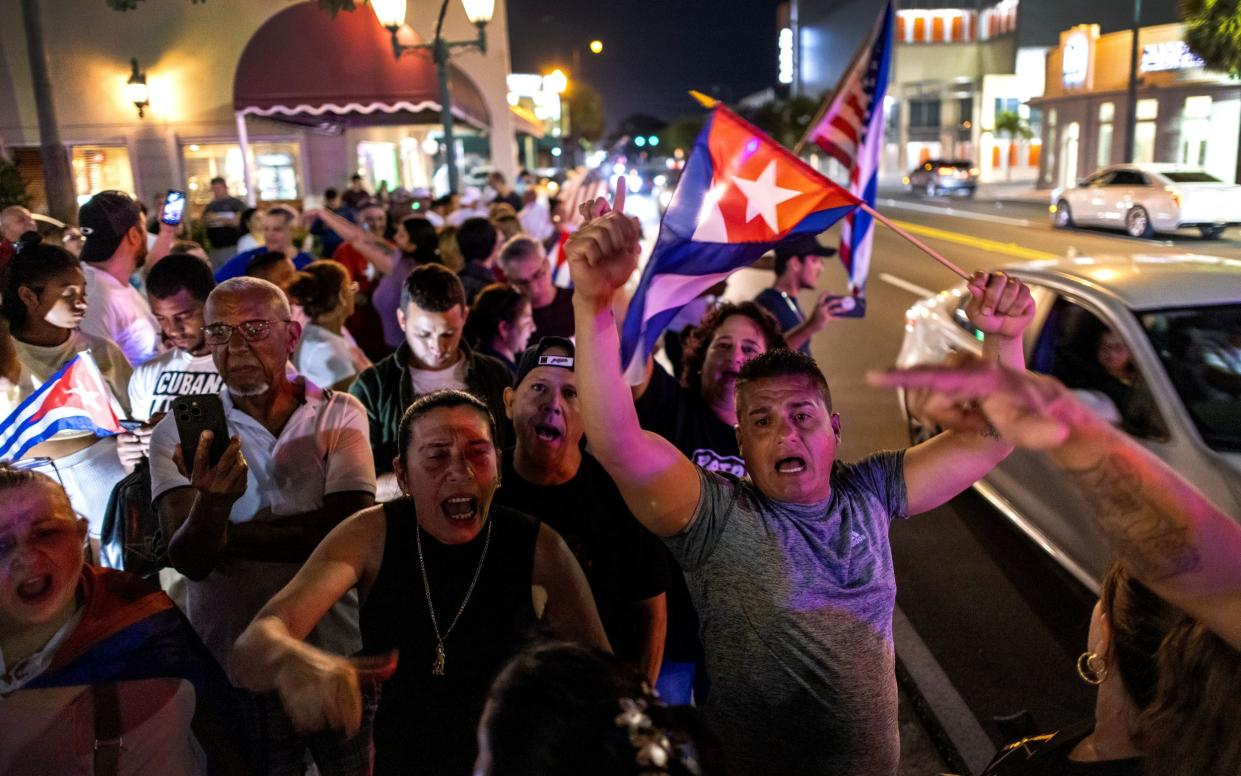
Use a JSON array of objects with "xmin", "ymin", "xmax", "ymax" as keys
[{"xmin": 664, "ymin": 451, "xmax": 908, "ymax": 776}]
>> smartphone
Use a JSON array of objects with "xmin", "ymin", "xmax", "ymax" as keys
[
  {"xmin": 161, "ymin": 190, "xmax": 187, "ymax": 226},
  {"xmin": 824, "ymin": 294, "xmax": 867, "ymax": 319},
  {"xmin": 171, "ymin": 394, "xmax": 231, "ymax": 472}
]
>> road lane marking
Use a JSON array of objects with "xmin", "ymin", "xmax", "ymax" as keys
[
  {"xmin": 890, "ymin": 219, "xmax": 1060, "ymax": 262},
  {"xmin": 879, "ymin": 272, "xmax": 936, "ymax": 298},
  {"xmin": 879, "ymin": 197, "xmax": 1035, "ymax": 227}
]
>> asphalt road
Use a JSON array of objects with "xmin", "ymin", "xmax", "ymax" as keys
[{"xmin": 713, "ymin": 187, "xmax": 1241, "ymax": 760}]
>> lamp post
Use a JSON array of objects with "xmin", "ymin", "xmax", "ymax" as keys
[
  {"xmin": 126, "ymin": 58, "xmax": 150, "ymax": 119},
  {"xmin": 372, "ymin": 0, "xmax": 494, "ymax": 195}
]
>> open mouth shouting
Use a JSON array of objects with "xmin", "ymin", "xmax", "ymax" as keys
[
  {"xmin": 533, "ymin": 422, "xmax": 563, "ymax": 444},
  {"xmin": 441, "ymin": 495, "xmax": 480, "ymax": 522},
  {"xmin": 775, "ymin": 456, "xmax": 807, "ymax": 475},
  {"xmin": 15, "ymin": 573, "xmax": 56, "ymax": 607}
]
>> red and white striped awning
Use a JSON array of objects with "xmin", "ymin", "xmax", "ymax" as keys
[{"xmin": 233, "ymin": 2, "xmax": 491, "ymax": 130}]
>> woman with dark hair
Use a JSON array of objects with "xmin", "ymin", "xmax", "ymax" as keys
[
  {"xmin": 1, "ymin": 233, "xmax": 132, "ymax": 415},
  {"xmin": 632, "ymin": 300, "xmax": 786, "ymax": 705},
  {"xmin": 288, "ymin": 259, "xmax": 370, "ymax": 391},
  {"xmin": 981, "ymin": 562, "xmax": 1241, "ymax": 775},
  {"xmin": 0, "ymin": 464, "xmax": 250, "ymax": 774},
  {"xmin": 465, "ymin": 283, "xmax": 535, "ymax": 375},
  {"xmin": 476, "ymin": 642, "xmax": 726, "ymax": 776}
]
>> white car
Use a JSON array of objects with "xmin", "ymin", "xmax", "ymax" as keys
[
  {"xmin": 1051, "ymin": 164, "xmax": 1241, "ymax": 239},
  {"xmin": 896, "ymin": 255, "xmax": 1241, "ymax": 591}
]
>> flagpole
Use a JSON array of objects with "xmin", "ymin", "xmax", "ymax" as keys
[{"xmin": 857, "ymin": 201, "xmax": 971, "ymax": 280}]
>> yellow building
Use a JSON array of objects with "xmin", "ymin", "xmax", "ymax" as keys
[
  {"xmin": 0, "ymin": 0, "xmax": 531, "ymax": 211},
  {"xmin": 1031, "ymin": 22, "xmax": 1241, "ymax": 188}
]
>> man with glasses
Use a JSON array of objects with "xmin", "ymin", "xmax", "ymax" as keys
[
  {"xmin": 498, "ymin": 235, "xmax": 575, "ymax": 340},
  {"xmin": 150, "ymin": 276, "xmax": 377, "ymax": 771}
]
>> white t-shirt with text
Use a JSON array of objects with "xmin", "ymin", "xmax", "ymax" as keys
[{"xmin": 128, "ymin": 349, "xmax": 223, "ymax": 422}]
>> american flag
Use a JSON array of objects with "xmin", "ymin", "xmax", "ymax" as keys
[{"xmin": 799, "ymin": 1, "xmax": 894, "ymax": 296}]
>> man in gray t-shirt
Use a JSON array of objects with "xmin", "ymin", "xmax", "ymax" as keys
[
  {"xmin": 564, "ymin": 194, "xmax": 1035, "ymax": 776},
  {"xmin": 666, "ymin": 454, "xmax": 907, "ymax": 774}
]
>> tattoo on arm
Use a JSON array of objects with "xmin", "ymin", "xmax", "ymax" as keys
[{"xmin": 1066, "ymin": 453, "xmax": 1201, "ymax": 581}]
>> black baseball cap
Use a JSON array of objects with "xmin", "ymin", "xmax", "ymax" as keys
[
  {"xmin": 513, "ymin": 336, "xmax": 575, "ymax": 389},
  {"xmin": 774, "ymin": 233, "xmax": 837, "ymax": 261},
  {"xmin": 78, "ymin": 190, "xmax": 142, "ymax": 262}
]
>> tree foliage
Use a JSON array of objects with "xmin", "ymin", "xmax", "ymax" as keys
[
  {"xmin": 994, "ymin": 110, "xmax": 1032, "ymax": 141},
  {"xmin": 0, "ymin": 158, "xmax": 32, "ymax": 210},
  {"xmin": 738, "ymin": 96, "xmax": 821, "ymax": 150},
  {"xmin": 1182, "ymin": 0, "xmax": 1241, "ymax": 76},
  {"xmin": 568, "ymin": 81, "xmax": 606, "ymax": 143},
  {"xmin": 661, "ymin": 116, "xmax": 707, "ymax": 154}
]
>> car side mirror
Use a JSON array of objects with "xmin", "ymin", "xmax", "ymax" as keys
[{"xmin": 1076, "ymin": 178, "xmax": 1089, "ymax": 187}]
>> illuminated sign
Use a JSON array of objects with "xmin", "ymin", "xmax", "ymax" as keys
[
  {"xmin": 1139, "ymin": 41, "xmax": 1205, "ymax": 73},
  {"xmin": 778, "ymin": 27, "xmax": 794, "ymax": 85},
  {"xmin": 1062, "ymin": 31, "xmax": 1089, "ymax": 87}
]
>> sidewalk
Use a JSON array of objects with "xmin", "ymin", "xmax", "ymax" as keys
[{"xmin": 973, "ymin": 181, "xmax": 1052, "ymax": 206}]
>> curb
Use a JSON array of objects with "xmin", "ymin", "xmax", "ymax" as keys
[{"xmin": 893, "ymin": 605, "xmax": 996, "ymax": 776}]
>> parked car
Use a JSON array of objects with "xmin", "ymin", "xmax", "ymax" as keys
[
  {"xmin": 896, "ymin": 255, "xmax": 1241, "ymax": 591},
  {"xmin": 1051, "ymin": 164, "xmax": 1241, "ymax": 239},
  {"xmin": 904, "ymin": 160, "xmax": 978, "ymax": 197}
]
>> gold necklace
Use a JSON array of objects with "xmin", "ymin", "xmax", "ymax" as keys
[{"xmin": 415, "ymin": 520, "xmax": 492, "ymax": 676}]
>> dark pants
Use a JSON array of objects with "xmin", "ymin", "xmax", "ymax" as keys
[{"xmin": 238, "ymin": 688, "xmax": 378, "ymax": 775}]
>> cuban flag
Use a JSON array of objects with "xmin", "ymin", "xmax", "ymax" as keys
[
  {"xmin": 800, "ymin": 0, "xmax": 894, "ymax": 297},
  {"xmin": 619, "ymin": 102, "xmax": 861, "ymax": 381},
  {"xmin": 0, "ymin": 352, "xmax": 122, "ymax": 461}
]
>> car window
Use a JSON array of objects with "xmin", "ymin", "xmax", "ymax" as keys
[
  {"xmin": 1141, "ymin": 304, "xmax": 1241, "ymax": 453},
  {"xmin": 1108, "ymin": 170, "xmax": 1148, "ymax": 186},
  {"xmin": 1162, "ymin": 171, "xmax": 1222, "ymax": 183},
  {"xmin": 1029, "ymin": 296, "xmax": 1169, "ymax": 441},
  {"xmin": 1086, "ymin": 172, "xmax": 1114, "ymax": 187}
]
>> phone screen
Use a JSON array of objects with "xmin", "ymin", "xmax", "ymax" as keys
[{"xmin": 161, "ymin": 190, "xmax": 187, "ymax": 226}]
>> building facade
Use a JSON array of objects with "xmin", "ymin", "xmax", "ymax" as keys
[
  {"xmin": 1031, "ymin": 22, "xmax": 1241, "ymax": 189},
  {"xmin": 0, "ymin": 0, "xmax": 521, "ymax": 213}
]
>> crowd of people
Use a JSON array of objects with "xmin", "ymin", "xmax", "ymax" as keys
[{"xmin": 0, "ymin": 176, "xmax": 1238, "ymax": 776}]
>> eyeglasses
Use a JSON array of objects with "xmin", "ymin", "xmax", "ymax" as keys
[
  {"xmin": 203, "ymin": 319, "xmax": 291, "ymax": 346},
  {"xmin": 510, "ymin": 263, "xmax": 548, "ymax": 287}
]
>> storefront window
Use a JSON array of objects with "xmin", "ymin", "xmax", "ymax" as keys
[
  {"xmin": 71, "ymin": 146, "xmax": 135, "ymax": 205},
  {"xmin": 182, "ymin": 141, "xmax": 302, "ymax": 205},
  {"xmin": 1180, "ymin": 96, "xmax": 1212, "ymax": 168},
  {"xmin": 1134, "ymin": 99, "xmax": 1158, "ymax": 163},
  {"xmin": 1097, "ymin": 102, "xmax": 1115, "ymax": 168},
  {"xmin": 357, "ymin": 141, "xmax": 401, "ymax": 192}
]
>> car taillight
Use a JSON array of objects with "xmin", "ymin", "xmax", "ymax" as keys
[
  {"xmin": 1167, "ymin": 188, "xmax": 1183, "ymax": 208},
  {"xmin": 936, "ymin": 166, "xmax": 956, "ymax": 176}
]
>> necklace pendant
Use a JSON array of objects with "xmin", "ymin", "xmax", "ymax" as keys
[{"xmin": 432, "ymin": 643, "xmax": 446, "ymax": 676}]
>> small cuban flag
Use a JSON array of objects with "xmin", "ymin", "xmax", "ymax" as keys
[
  {"xmin": 0, "ymin": 352, "xmax": 123, "ymax": 461},
  {"xmin": 620, "ymin": 99, "xmax": 862, "ymax": 382}
]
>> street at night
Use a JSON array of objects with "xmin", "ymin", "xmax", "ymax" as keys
[{"xmin": 2, "ymin": 0, "xmax": 1240, "ymax": 775}]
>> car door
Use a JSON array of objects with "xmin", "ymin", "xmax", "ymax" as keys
[
  {"xmin": 1100, "ymin": 169, "xmax": 1147, "ymax": 227},
  {"xmin": 1068, "ymin": 172, "xmax": 1108, "ymax": 223},
  {"xmin": 980, "ymin": 291, "xmax": 1172, "ymax": 590}
]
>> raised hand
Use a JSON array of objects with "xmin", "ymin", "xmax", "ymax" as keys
[
  {"xmin": 565, "ymin": 184, "xmax": 642, "ymax": 308},
  {"xmin": 173, "ymin": 431, "xmax": 248, "ymax": 503},
  {"xmin": 868, "ymin": 356, "xmax": 1083, "ymax": 450},
  {"xmin": 965, "ymin": 271, "xmax": 1035, "ymax": 340}
]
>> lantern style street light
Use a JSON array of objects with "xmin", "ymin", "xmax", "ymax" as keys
[
  {"xmin": 126, "ymin": 58, "xmax": 149, "ymax": 119},
  {"xmin": 372, "ymin": 0, "xmax": 494, "ymax": 194}
]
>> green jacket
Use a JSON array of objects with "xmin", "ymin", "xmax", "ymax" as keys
[{"xmin": 348, "ymin": 341, "xmax": 513, "ymax": 473}]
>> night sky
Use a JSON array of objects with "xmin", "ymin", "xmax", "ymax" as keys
[{"xmin": 507, "ymin": 0, "xmax": 780, "ymax": 132}]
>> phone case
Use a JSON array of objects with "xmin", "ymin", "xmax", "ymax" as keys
[{"xmin": 171, "ymin": 394, "xmax": 231, "ymax": 472}]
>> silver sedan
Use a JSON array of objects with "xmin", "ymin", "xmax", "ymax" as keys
[{"xmin": 896, "ymin": 255, "xmax": 1241, "ymax": 591}]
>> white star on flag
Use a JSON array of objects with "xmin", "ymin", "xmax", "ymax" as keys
[
  {"xmin": 732, "ymin": 160, "xmax": 803, "ymax": 232},
  {"xmin": 65, "ymin": 385, "xmax": 102, "ymax": 413}
]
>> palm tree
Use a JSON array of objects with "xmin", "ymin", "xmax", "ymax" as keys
[
  {"xmin": 1181, "ymin": 0, "xmax": 1241, "ymax": 182},
  {"xmin": 993, "ymin": 110, "xmax": 1033, "ymax": 182}
]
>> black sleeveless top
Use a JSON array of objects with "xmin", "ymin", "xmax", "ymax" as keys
[{"xmin": 360, "ymin": 499, "xmax": 542, "ymax": 776}]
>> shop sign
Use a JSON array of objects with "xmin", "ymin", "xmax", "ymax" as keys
[
  {"xmin": 1062, "ymin": 31, "xmax": 1089, "ymax": 87},
  {"xmin": 1140, "ymin": 41, "xmax": 1206, "ymax": 73}
]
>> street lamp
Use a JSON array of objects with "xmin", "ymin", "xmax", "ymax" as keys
[
  {"xmin": 373, "ymin": 0, "xmax": 495, "ymax": 194},
  {"xmin": 125, "ymin": 58, "xmax": 149, "ymax": 119},
  {"xmin": 589, "ymin": 39, "xmax": 604, "ymax": 55}
]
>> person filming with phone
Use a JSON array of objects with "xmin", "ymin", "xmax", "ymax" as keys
[
  {"xmin": 148, "ymin": 276, "xmax": 378, "ymax": 771},
  {"xmin": 752, "ymin": 234, "xmax": 855, "ymax": 355}
]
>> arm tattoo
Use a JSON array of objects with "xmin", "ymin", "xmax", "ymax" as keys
[{"xmin": 1065, "ymin": 453, "xmax": 1201, "ymax": 581}]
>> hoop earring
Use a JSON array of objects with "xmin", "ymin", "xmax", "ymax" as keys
[{"xmin": 1076, "ymin": 651, "xmax": 1107, "ymax": 685}]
